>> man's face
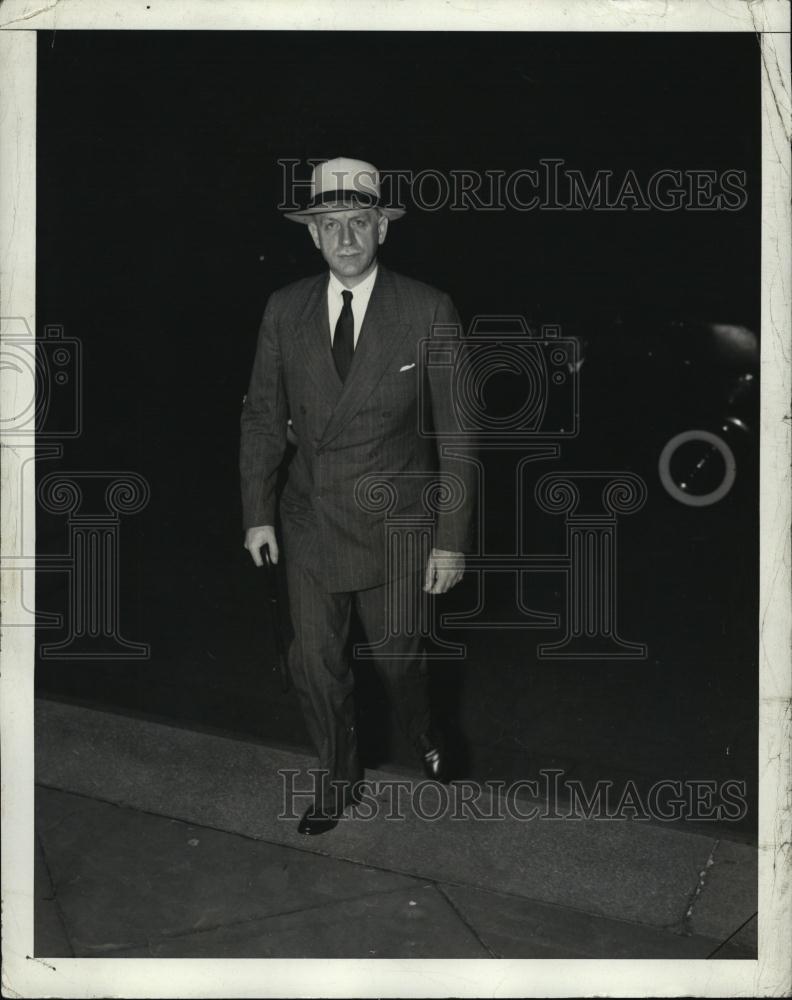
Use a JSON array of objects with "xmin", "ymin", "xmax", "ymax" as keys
[{"xmin": 308, "ymin": 208, "xmax": 388, "ymax": 286}]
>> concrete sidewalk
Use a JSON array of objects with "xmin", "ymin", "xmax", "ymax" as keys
[{"xmin": 34, "ymin": 698, "xmax": 757, "ymax": 959}]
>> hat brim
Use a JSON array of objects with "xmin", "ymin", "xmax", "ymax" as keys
[{"xmin": 283, "ymin": 205, "xmax": 405, "ymax": 224}]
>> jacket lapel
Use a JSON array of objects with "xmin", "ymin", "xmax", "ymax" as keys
[
  {"xmin": 293, "ymin": 272, "xmax": 345, "ymax": 411},
  {"xmin": 319, "ymin": 266, "xmax": 411, "ymax": 447}
]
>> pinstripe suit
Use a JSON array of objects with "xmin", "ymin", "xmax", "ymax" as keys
[{"xmin": 240, "ymin": 265, "xmax": 475, "ymax": 811}]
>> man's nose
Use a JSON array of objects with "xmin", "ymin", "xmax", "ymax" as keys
[{"xmin": 339, "ymin": 223, "xmax": 355, "ymax": 245}]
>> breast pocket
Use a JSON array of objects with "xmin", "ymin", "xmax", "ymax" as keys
[{"xmin": 379, "ymin": 366, "xmax": 418, "ymax": 396}]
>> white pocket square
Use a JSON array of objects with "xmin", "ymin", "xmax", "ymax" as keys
[{"xmin": 399, "ymin": 363, "xmax": 416, "ymax": 372}]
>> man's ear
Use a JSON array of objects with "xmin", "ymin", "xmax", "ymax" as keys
[
  {"xmin": 377, "ymin": 213, "xmax": 389, "ymax": 246},
  {"xmin": 307, "ymin": 221, "xmax": 320, "ymax": 250}
]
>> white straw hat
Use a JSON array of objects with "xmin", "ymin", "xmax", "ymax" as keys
[{"xmin": 283, "ymin": 157, "xmax": 405, "ymax": 223}]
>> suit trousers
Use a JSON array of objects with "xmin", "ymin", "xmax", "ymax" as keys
[{"xmin": 285, "ymin": 559, "xmax": 431, "ymax": 815}]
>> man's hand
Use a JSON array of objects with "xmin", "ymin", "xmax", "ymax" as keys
[
  {"xmin": 424, "ymin": 548, "xmax": 465, "ymax": 594},
  {"xmin": 245, "ymin": 525, "xmax": 279, "ymax": 566}
]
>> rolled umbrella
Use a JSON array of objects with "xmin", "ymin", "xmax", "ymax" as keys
[{"xmin": 263, "ymin": 545, "xmax": 290, "ymax": 693}]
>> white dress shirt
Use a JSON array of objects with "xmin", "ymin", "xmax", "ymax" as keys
[{"xmin": 327, "ymin": 266, "xmax": 378, "ymax": 348}]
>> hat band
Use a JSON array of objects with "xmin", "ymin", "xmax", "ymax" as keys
[{"xmin": 308, "ymin": 188, "xmax": 379, "ymax": 209}]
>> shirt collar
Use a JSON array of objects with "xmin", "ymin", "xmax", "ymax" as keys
[{"xmin": 328, "ymin": 264, "xmax": 378, "ymax": 301}]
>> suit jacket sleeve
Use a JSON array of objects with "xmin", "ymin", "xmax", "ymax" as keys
[
  {"xmin": 426, "ymin": 293, "xmax": 477, "ymax": 553},
  {"xmin": 239, "ymin": 295, "xmax": 289, "ymax": 529}
]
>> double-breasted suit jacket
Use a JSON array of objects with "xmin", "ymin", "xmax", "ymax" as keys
[{"xmin": 240, "ymin": 265, "xmax": 475, "ymax": 593}]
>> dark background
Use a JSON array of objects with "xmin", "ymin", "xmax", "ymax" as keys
[{"xmin": 36, "ymin": 31, "xmax": 760, "ymax": 836}]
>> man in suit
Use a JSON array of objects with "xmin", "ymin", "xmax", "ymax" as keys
[{"xmin": 240, "ymin": 158, "xmax": 475, "ymax": 835}]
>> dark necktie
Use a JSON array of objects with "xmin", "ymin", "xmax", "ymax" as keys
[{"xmin": 332, "ymin": 289, "xmax": 354, "ymax": 382}]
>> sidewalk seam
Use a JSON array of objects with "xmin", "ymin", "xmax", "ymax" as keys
[
  {"xmin": 682, "ymin": 837, "xmax": 720, "ymax": 930},
  {"xmin": 81, "ymin": 884, "xmax": 439, "ymax": 958},
  {"xmin": 34, "ymin": 782, "xmax": 735, "ymax": 946},
  {"xmin": 35, "ymin": 780, "xmax": 427, "ymax": 875},
  {"xmin": 434, "ymin": 883, "xmax": 499, "ymax": 958},
  {"xmin": 35, "ymin": 832, "xmax": 76, "ymax": 959},
  {"xmin": 705, "ymin": 910, "xmax": 758, "ymax": 959}
]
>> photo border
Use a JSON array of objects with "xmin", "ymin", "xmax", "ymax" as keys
[{"xmin": 1, "ymin": 1, "xmax": 789, "ymax": 996}]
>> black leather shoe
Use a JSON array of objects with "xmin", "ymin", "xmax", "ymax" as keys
[
  {"xmin": 297, "ymin": 782, "xmax": 363, "ymax": 836},
  {"xmin": 418, "ymin": 733, "xmax": 450, "ymax": 784},
  {"xmin": 297, "ymin": 808, "xmax": 339, "ymax": 836}
]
